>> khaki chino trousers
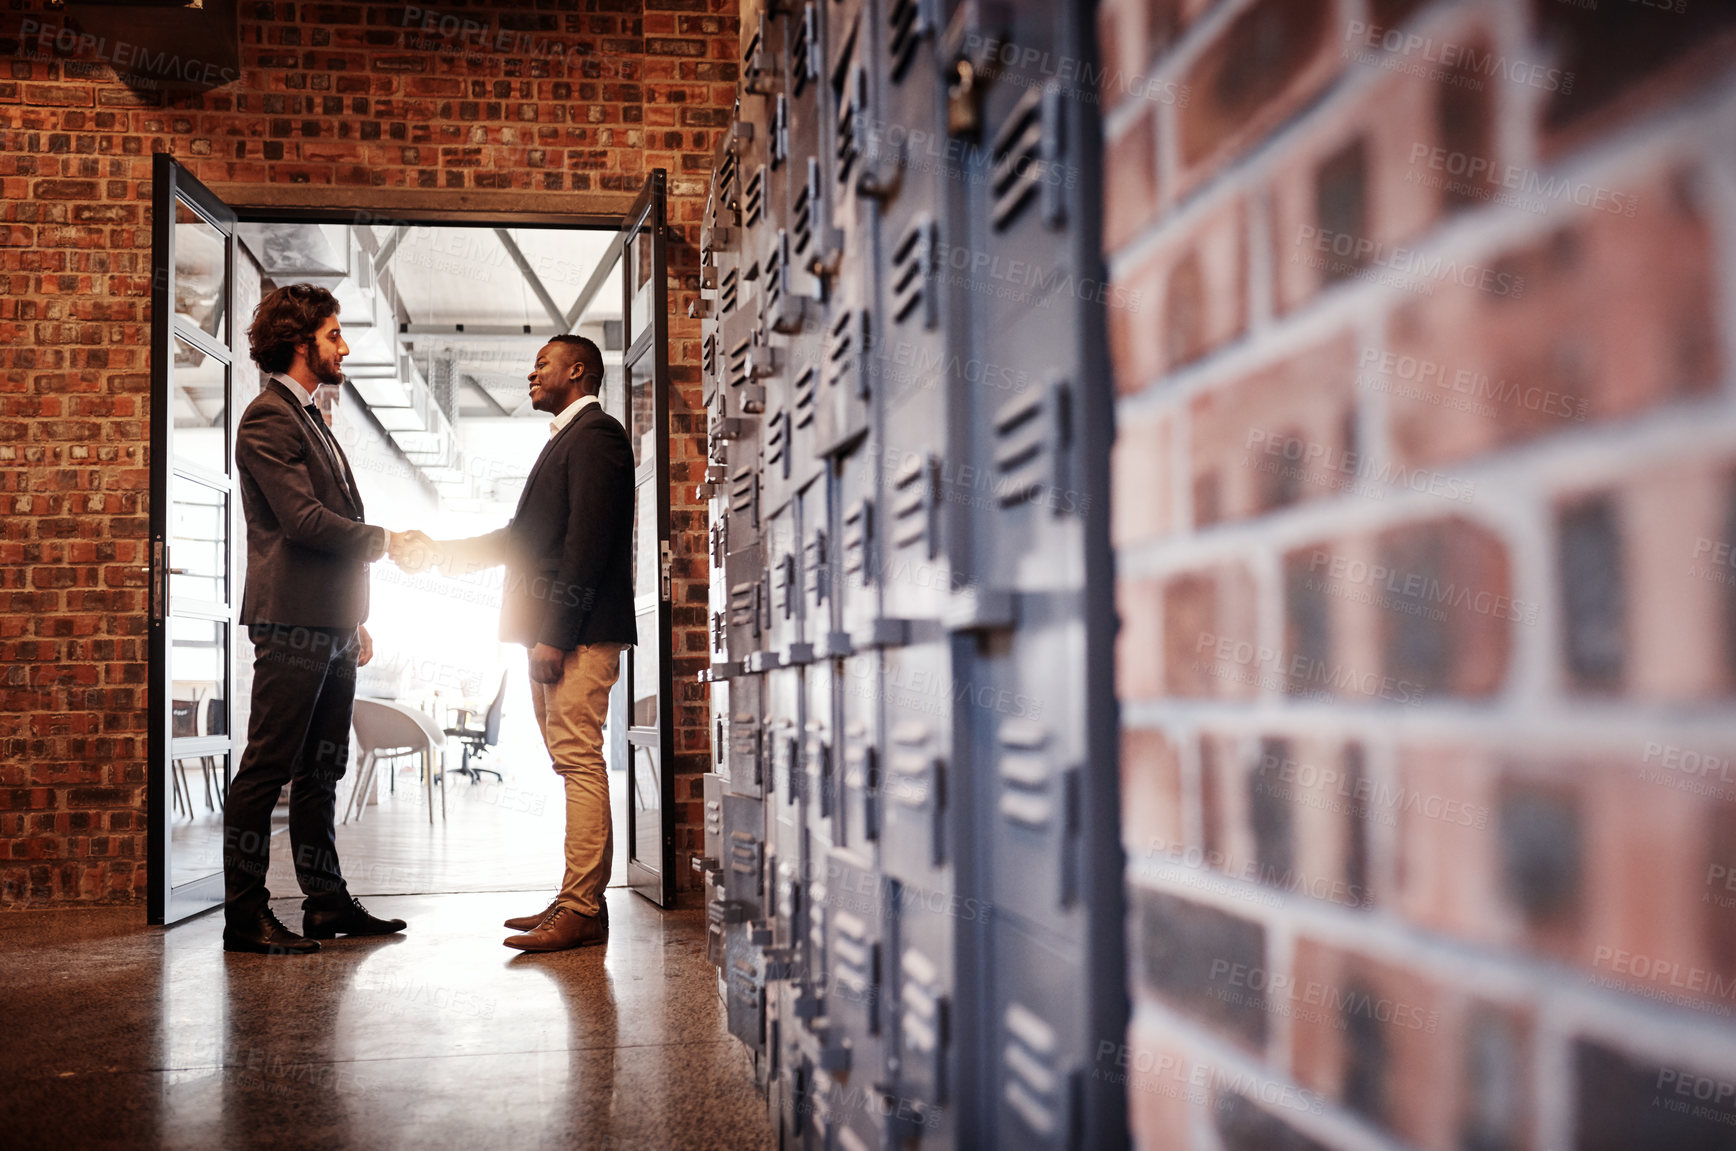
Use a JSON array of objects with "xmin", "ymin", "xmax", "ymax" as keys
[{"xmin": 527, "ymin": 642, "xmax": 624, "ymax": 918}]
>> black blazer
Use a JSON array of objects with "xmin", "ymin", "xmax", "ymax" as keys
[
  {"xmin": 235, "ymin": 379, "xmax": 383, "ymax": 629},
  {"xmin": 456, "ymin": 402, "xmax": 637, "ymax": 650}
]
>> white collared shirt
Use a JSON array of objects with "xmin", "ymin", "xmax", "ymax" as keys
[
  {"xmin": 548, "ymin": 393, "xmax": 600, "ymax": 438},
  {"xmin": 270, "ymin": 371, "xmax": 319, "ymax": 408}
]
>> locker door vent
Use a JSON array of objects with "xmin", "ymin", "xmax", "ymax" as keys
[
  {"xmin": 993, "ymin": 380, "xmax": 1071, "ymax": 509},
  {"xmin": 835, "ymin": 66, "xmax": 865, "ymax": 188},
  {"xmin": 1003, "ymin": 1001, "xmax": 1068, "ymax": 1141},
  {"xmin": 793, "ymin": 362, "xmax": 819, "ymax": 429},
  {"xmin": 901, "ymin": 946, "xmax": 948, "ymax": 1100},
  {"xmin": 826, "ymin": 307, "xmax": 869, "ymax": 401},
  {"xmin": 997, "ymin": 718, "xmax": 1053, "ymax": 830},
  {"xmin": 721, "ymin": 267, "xmax": 741, "ymax": 316},
  {"xmin": 843, "ymin": 499, "xmax": 873, "ymax": 584},
  {"xmin": 730, "ymin": 580, "xmax": 761, "ymax": 635},
  {"xmin": 888, "ymin": 719, "xmax": 943, "ymax": 863},
  {"xmin": 805, "ymin": 722, "xmax": 833, "ymax": 816},
  {"xmin": 730, "ymin": 713, "xmax": 764, "ymax": 785},
  {"xmin": 763, "ymin": 232, "xmax": 785, "ymax": 324},
  {"xmin": 887, "ymin": 0, "xmax": 927, "ymax": 81},
  {"xmin": 990, "ymin": 83, "xmax": 1064, "ymax": 231},
  {"xmin": 729, "ymin": 830, "xmax": 764, "ymax": 894},
  {"xmin": 804, "ymin": 527, "xmax": 829, "ymax": 604},
  {"xmin": 710, "ymin": 517, "xmax": 727, "ymax": 566},
  {"xmin": 831, "ymin": 909, "xmax": 879, "ymax": 1032},
  {"xmin": 891, "ymin": 215, "xmax": 938, "ymax": 329},
  {"xmin": 890, "ymin": 450, "xmax": 937, "ymax": 556},
  {"xmin": 728, "ymin": 465, "xmax": 759, "ymax": 528},
  {"xmin": 744, "ymin": 165, "xmax": 767, "ymax": 229},
  {"xmin": 766, "ymin": 407, "xmax": 790, "ymax": 477},
  {"xmin": 775, "ymin": 721, "xmax": 803, "ymax": 804},
  {"xmin": 792, "ymin": 2, "xmax": 819, "ymax": 97},
  {"xmin": 793, "ymin": 166, "xmax": 816, "ymax": 258},
  {"xmin": 844, "ymin": 722, "xmax": 878, "ymax": 839},
  {"xmin": 717, "ymin": 146, "xmax": 739, "ymax": 218},
  {"xmin": 776, "ymin": 550, "xmax": 798, "ymax": 619}
]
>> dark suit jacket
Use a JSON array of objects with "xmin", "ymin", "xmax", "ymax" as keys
[
  {"xmin": 454, "ymin": 401, "xmax": 637, "ymax": 650},
  {"xmin": 235, "ymin": 379, "xmax": 384, "ymax": 629}
]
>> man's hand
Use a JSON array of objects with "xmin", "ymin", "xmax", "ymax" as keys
[
  {"xmin": 529, "ymin": 642, "xmax": 566, "ymax": 684},
  {"xmin": 387, "ymin": 529, "xmax": 436, "ymax": 572},
  {"xmin": 357, "ymin": 625, "xmax": 374, "ymax": 667}
]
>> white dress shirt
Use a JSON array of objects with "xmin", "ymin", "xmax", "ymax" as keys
[{"xmin": 548, "ymin": 393, "xmax": 601, "ymax": 437}]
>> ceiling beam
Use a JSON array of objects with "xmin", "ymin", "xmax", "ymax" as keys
[
  {"xmin": 494, "ymin": 228, "xmax": 569, "ymax": 332},
  {"xmin": 460, "ymin": 372, "xmax": 515, "ymax": 417},
  {"xmin": 562, "ymin": 226, "xmax": 626, "ymax": 332}
]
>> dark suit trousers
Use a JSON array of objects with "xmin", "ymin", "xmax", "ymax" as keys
[{"xmin": 222, "ymin": 623, "xmax": 358, "ymax": 925}]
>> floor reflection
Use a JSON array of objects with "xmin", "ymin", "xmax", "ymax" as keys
[{"xmin": 1, "ymin": 892, "xmax": 770, "ymax": 1151}]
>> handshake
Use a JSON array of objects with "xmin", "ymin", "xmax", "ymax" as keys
[{"xmin": 385, "ymin": 529, "xmax": 442, "ymax": 574}]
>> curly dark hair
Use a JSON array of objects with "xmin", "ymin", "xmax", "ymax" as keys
[{"xmin": 248, "ymin": 284, "xmax": 340, "ymax": 374}]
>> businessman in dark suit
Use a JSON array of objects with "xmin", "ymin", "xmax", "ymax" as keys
[
  {"xmin": 410, "ymin": 333, "xmax": 636, "ymax": 951},
  {"xmin": 222, "ymin": 283, "xmax": 412, "ymax": 955}
]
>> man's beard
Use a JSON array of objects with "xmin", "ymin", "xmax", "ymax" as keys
[{"xmin": 308, "ymin": 342, "xmax": 345, "ymax": 387}]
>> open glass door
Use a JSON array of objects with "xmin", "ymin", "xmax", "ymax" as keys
[
  {"xmin": 148, "ymin": 155, "xmax": 241, "ymax": 925},
  {"xmin": 582, "ymin": 172, "xmax": 676, "ymax": 906}
]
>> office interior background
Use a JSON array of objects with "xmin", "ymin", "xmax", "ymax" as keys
[{"xmin": 3, "ymin": 0, "xmax": 1736, "ymax": 1149}]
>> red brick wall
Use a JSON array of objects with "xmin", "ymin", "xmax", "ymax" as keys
[
  {"xmin": 0, "ymin": 0, "xmax": 736, "ymax": 906},
  {"xmin": 1103, "ymin": 1, "xmax": 1736, "ymax": 1147}
]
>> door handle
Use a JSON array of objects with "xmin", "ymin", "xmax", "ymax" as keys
[{"xmin": 152, "ymin": 541, "xmax": 168, "ymax": 622}]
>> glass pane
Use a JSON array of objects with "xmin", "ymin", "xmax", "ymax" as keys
[
  {"xmin": 634, "ymin": 473, "xmax": 656, "ymax": 601},
  {"xmin": 169, "ymin": 752, "xmax": 230, "ymax": 888},
  {"xmin": 169, "ymin": 476, "xmax": 226, "ymax": 606},
  {"xmin": 632, "ymin": 608, "xmax": 658, "ymax": 728},
  {"xmin": 170, "ymin": 617, "xmax": 228, "ymax": 740},
  {"xmin": 175, "ymin": 198, "xmax": 227, "ymax": 341},
  {"xmin": 173, "ymin": 334, "xmax": 228, "ymax": 475},
  {"xmin": 628, "ymin": 228, "xmax": 654, "ymax": 348},
  {"xmin": 632, "ymin": 744, "xmax": 660, "ymax": 870},
  {"xmin": 628, "ymin": 352, "xmax": 654, "ymax": 470}
]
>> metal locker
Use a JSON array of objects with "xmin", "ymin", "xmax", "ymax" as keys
[
  {"xmin": 722, "ymin": 790, "xmax": 767, "ymax": 919},
  {"xmin": 725, "ymin": 673, "xmax": 766, "ymax": 798},
  {"xmin": 989, "ymin": 918, "xmax": 1093, "ymax": 1150},
  {"xmin": 702, "ymin": 0, "xmax": 1122, "ymax": 1145},
  {"xmin": 726, "ymin": 921, "xmax": 769, "ymax": 1058},
  {"xmin": 886, "ymin": 873, "xmax": 962, "ymax": 1145},
  {"xmin": 838, "ymin": 649, "xmax": 882, "ymax": 851},
  {"xmin": 819, "ymin": 851, "xmax": 885, "ymax": 1092},
  {"xmin": 979, "ymin": 618, "xmax": 1087, "ymax": 927},
  {"xmin": 878, "ymin": 642, "xmax": 951, "ymax": 887}
]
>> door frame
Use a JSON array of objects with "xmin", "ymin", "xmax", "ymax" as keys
[
  {"xmin": 146, "ymin": 173, "xmax": 678, "ymax": 922},
  {"xmin": 610, "ymin": 171, "xmax": 678, "ymax": 907},
  {"xmin": 148, "ymin": 155, "xmax": 241, "ymax": 925}
]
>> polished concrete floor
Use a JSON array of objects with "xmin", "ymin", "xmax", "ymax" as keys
[{"xmin": 0, "ymin": 766, "xmax": 774, "ymax": 1151}]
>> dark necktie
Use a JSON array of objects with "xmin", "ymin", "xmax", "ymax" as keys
[{"xmin": 304, "ymin": 403, "xmax": 357, "ymax": 505}]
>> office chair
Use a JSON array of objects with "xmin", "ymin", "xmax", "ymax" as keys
[{"xmin": 442, "ymin": 672, "xmax": 506, "ymax": 783}]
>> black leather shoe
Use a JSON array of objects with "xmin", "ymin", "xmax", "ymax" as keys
[
  {"xmin": 303, "ymin": 896, "xmax": 407, "ymax": 939},
  {"xmin": 224, "ymin": 909, "xmax": 320, "ymax": 955}
]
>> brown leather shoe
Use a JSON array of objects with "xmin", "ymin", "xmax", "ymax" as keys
[
  {"xmin": 503, "ymin": 899, "xmax": 608, "ymax": 932},
  {"xmin": 503, "ymin": 905, "xmax": 607, "ymax": 951},
  {"xmin": 503, "ymin": 899, "xmax": 558, "ymax": 931}
]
